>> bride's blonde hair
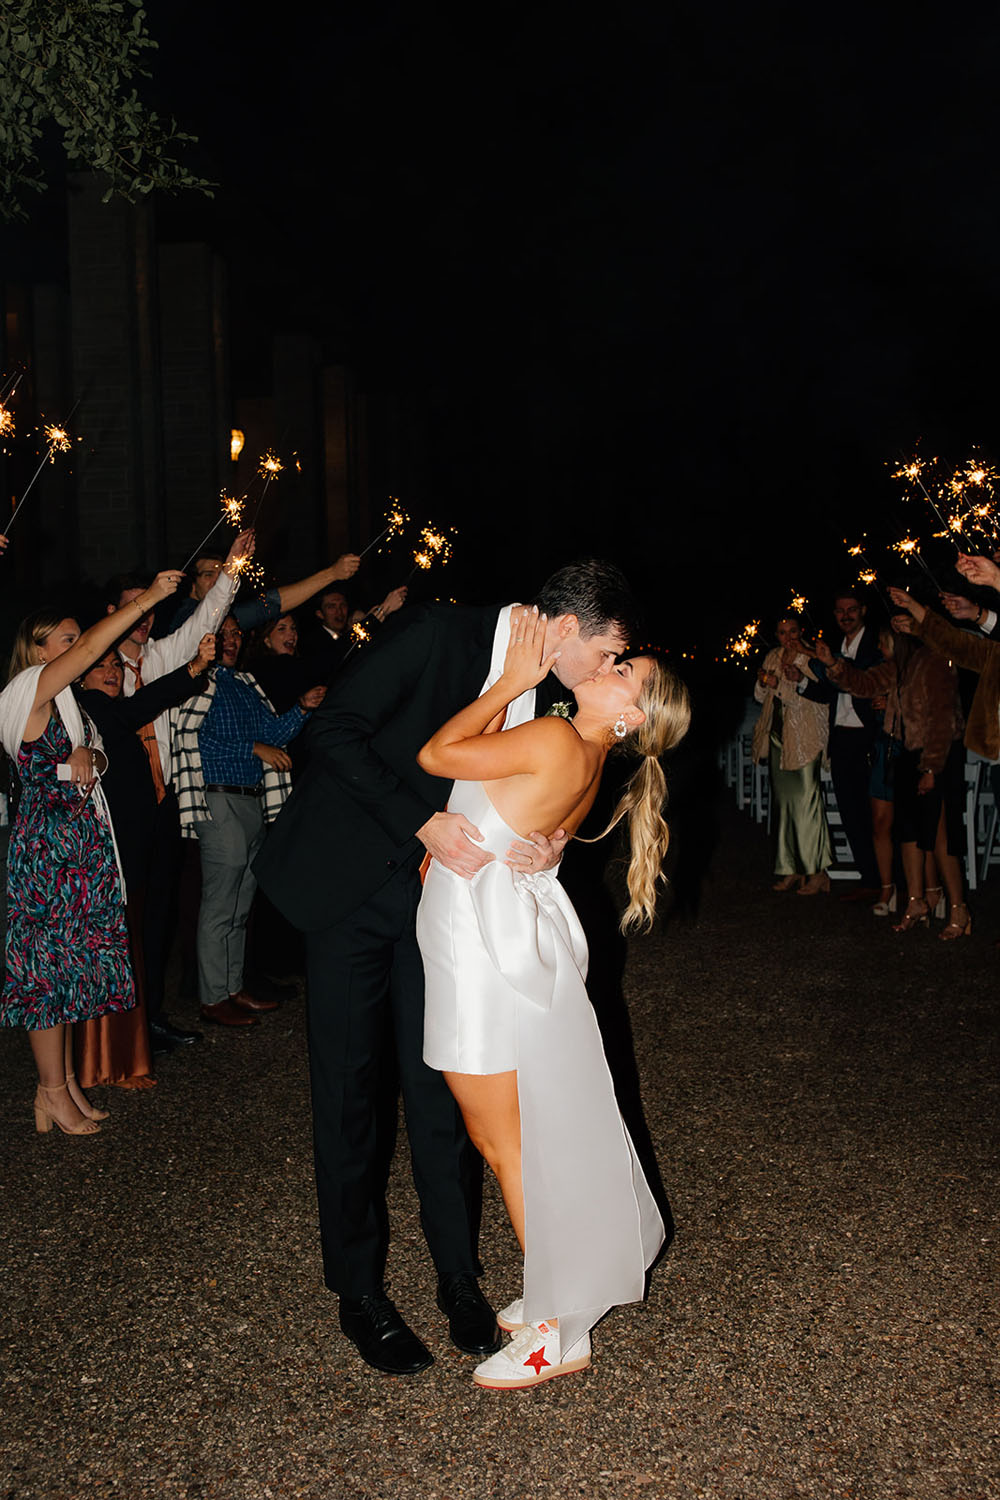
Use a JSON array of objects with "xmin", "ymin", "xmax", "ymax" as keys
[{"xmin": 581, "ymin": 658, "xmax": 691, "ymax": 933}]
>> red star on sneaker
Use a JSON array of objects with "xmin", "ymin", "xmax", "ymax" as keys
[{"xmin": 523, "ymin": 1346, "xmax": 551, "ymax": 1375}]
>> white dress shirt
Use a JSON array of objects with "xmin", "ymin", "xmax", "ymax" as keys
[
  {"xmin": 834, "ymin": 629, "xmax": 865, "ymax": 730},
  {"xmin": 119, "ymin": 571, "xmax": 238, "ymax": 785}
]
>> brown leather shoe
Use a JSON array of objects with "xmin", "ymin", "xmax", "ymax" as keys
[
  {"xmin": 200, "ymin": 999, "xmax": 260, "ymax": 1027},
  {"xmin": 229, "ymin": 988, "xmax": 278, "ymax": 1013}
]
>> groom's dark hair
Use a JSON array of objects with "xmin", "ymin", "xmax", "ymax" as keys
[{"xmin": 531, "ymin": 559, "xmax": 638, "ymax": 645}]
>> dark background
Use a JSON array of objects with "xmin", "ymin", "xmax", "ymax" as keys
[{"xmin": 10, "ymin": 1, "xmax": 1000, "ymax": 655}]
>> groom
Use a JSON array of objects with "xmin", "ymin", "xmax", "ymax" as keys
[{"xmin": 254, "ymin": 559, "xmax": 636, "ymax": 1374}]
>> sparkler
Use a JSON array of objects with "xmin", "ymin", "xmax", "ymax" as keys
[
  {"xmin": 4, "ymin": 410, "xmax": 79, "ymax": 540},
  {"xmin": 405, "ymin": 523, "xmax": 456, "ymax": 582},
  {"xmin": 230, "ymin": 551, "xmax": 265, "ymax": 592},
  {"xmin": 358, "ymin": 499, "xmax": 411, "ymax": 560},
  {"xmin": 786, "ymin": 588, "xmax": 820, "ymax": 636},
  {"xmin": 0, "ymin": 405, "xmax": 14, "ymax": 440},
  {"xmin": 181, "ymin": 491, "xmax": 246, "ymax": 573},
  {"xmin": 890, "ymin": 534, "xmax": 941, "ymax": 587},
  {"xmin": 723, "ymin": 619, "xmax": 761, "ymax": 668},
  {"xmin": 249, "ymin": 450, "xmax": 283, "ymax": 527},
  {"xmin": 0, "ymin": 366, "xmax": 25, "ymax": 405},
  {"xmin": 843, "ymin": 536, "xmax": 893, "ymax": 609}
]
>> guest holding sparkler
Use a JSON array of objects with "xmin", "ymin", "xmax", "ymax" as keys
[
  {"xmin": 814, "ymin": 607, "xmax": 967, "ymax": 938},
  {"xmin": 169, "ymin": 551, "xmax": 362, "ymax": 631},
  {"xmin": 0, "ymin": 568, "xmax": 184, "ymax": 1135},
  {"xmin": 106, "ymin": 529, "xmax": 256, "ymax": 1055},
  {"xmin": 797, "ymin": 590, "xmax": 883, "ymax": 900},
  {"xmin": 246, "ymin": 588, "xmax": 407, "ymax": 713},
  {"xmin": 304, "ymin": 583, "xmax": 409, "ymax": 679},
  {"xmin": 172, "ymin": 614, "xmax": 324, "ymax": 1026},
  {"xmin": 71, "ymin": 633, "xmax": 217, "ymax": 1089},
  {"xmin": 752, "ymin": 615, "xmax": 831, "ymax": 894}
]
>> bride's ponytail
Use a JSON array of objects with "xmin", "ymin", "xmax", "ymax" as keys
[{"xmin": 581, "ymin": 660, "xmax": 691, "ymax": 932}]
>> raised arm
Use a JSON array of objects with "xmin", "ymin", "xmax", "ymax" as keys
[
  {"xmin": 274, "ymin": 554, "xmax": 361, "ymax": 613},
  {"xmin": 28, "ymin": 571, "xmax": 183, "ymax": 736},
  {"xmin": 825, "ymin": 655, "xmax": 896, "ymax": 699},
  {"xmin": 418, "ymin": 607, "xmax": 562, "ymax": 782},
  {"xmin": 147, "ymin": 530, "xmax": 253, "ymax": 672}
]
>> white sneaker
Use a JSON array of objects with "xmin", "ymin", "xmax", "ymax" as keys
[
  {"xmin": 473, "ymin": 1320, "xmax": 591, "ymax": 1389},
  {"xmin": 496, "ymin": 1298, "xmax": 525, "ymax": 1332}
]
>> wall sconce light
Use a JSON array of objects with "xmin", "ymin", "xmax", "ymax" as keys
[{"xmin": 230, "ymin": 428, "xmax": 245, "ymax": 462}]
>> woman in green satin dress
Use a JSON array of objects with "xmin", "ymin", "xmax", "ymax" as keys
[{"xmin": 752, "ymin": 615, "xmax": 832, "ymax": 895}]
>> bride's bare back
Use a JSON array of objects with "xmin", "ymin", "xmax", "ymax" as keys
[{"xmin": 479, "ymin": 717, "xmax": 605, "ymax": 841}]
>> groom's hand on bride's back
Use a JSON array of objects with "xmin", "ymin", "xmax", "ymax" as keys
[{"xmin": 417, "ymin": 810, "xmax": 494, "ymax": 879}]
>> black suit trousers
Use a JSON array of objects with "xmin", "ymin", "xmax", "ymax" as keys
[
  {"xmin": 829, "ymin": 726, "xmax": 879, "ymax": 887},
  {"xmin": 305, "ymin": 862, "xmax": 480, "ymax": 1299}
]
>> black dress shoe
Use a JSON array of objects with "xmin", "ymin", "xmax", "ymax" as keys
[
  {"xmin": 149, "ymin": 1019, "xmax": 203, "ymax": 1055},
  {"xmin": 339, "ymin": 1292, "xmax": 434, "ymax": 1375},
  {"xmin": 436, "ymin": 1272, "xmax": 502, "ymax": 1356}
]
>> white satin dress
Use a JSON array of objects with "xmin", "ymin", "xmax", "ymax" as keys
[{"xmin": 417, "ymin": 778, "xmax": 665, "ymax": 1352}]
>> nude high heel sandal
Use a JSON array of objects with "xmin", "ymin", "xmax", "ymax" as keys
[
  {"xmin": 924, "ymin": 885, "xmax": 946, "ymax": 921},
  {"xmin": 939, "ymin": 902, "xmax": 972, "ymax": 940},
  {"xmin": 892, "ymin": 897, "xmax": 929, "ymax": 932},
  {"xmin": 33, "ymin": 1082, "xmax": 102, "ymax": 1136},
  {"xmin": 65, "ymin": 1070, "xmax": 109, "ymax": 1121}
]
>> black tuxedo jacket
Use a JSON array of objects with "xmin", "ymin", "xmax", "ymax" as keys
[
  {"xmin": 802, "ymin": 624, "xmax": 883, "ymax": 737},
  {"xmin": 254, "ymin": 602, "xmax": 561, "ymax": 932}
]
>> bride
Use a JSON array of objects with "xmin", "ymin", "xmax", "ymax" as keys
[{"xmin": 416, "ymin": 605, "xmax": 690, "ymax": 1388}]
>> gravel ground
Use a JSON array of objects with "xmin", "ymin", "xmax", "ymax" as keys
[{"xmin": 1, "ymin": 797, "xmax": 997, "ymax": 1500}]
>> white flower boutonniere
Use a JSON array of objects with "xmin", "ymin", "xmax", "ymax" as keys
[{"xmin": 545, "ymin": 701, "xmax": 573, "ymax": 719}]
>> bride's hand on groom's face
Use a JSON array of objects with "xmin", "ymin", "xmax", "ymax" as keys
[{"xmin": 502, "ymin": 606, "xmax": 561, "ymax": 691}]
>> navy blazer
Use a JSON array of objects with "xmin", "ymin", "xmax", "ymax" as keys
[
  {"xmin": 801, "ymin": 624, "xmax": 883, "ymax": 737},
  {"xmin": 254, "ymin": 602, "xmax": 562, "ymax": 932}
]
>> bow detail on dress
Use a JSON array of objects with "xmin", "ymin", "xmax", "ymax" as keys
[{"xmin": 468, "ymin": 863, "xmax": 589, "ymax": 1010}]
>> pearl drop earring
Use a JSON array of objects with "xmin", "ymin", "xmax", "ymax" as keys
[{"xmin": 614, "ymin": 714, "xmax": 628, "ymax": 739}]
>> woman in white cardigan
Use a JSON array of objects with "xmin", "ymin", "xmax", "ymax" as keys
[{"xmin": 0, "ymin": 569, "xmax": 182, "ymax": 1135}]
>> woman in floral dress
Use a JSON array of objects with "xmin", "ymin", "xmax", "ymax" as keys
[{"xmin": 0, "ymin": 569, "xmax": 183, "ymax": 1134}]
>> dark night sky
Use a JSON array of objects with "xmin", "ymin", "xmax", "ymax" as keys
[{"xmin": 41, "ymin": 4, "xmax": 1000, "ymax": 646}]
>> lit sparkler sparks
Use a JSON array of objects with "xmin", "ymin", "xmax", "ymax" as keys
[
  {"xmin": 723, "ymin": 619, "xmax": 761, "ymax": 668},
  {"xmin": 4, "ymin": 409, "xmax": 80, "ymax": 540},
  {"xmin": 221, "ymin": 492, "xmax": 245, "ymax": 526},
  {"xmin": 43, "ymin": 423, "xmax": 71, "ymax": 455},
  {"xmin": 350, "ymin": 621, "xmax": 372, "ymax": 646},
  {"xmin": 249, "ymin": 450, "xmax": 284, "ymax": 526},
  {"xmin": 890, "ymin": 534, "xmax": 939, "ymax": 585},
  {"xmin": 230, "ymin": 552, "xmax": 266, "ymax": 591},
  {"xmin": 359, "ymin": 499, "xmax": 411, "ymax": 559},
  {"xmin": 406, "ymin": 523, "xmax": 456, "ymax": 581},
  {"xmin": 0, "ymin": 405, "xmax": 15, "ymax": 439},
  {"xmin": 892, "ymin": 450, "xmax": 955, "ymax": 539},
  {"xmin": 181, "ymin": 491, "xmax": 248, "ymax": 572}
]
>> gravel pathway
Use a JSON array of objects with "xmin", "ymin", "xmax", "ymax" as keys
[{"xmin": 1, "ymin": 797, "xmax": 996, "ymax": 1500}]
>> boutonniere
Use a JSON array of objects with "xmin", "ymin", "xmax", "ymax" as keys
[{"xmin": 545, "ymin": 701, "xmax": 573, "ymax": 719}]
